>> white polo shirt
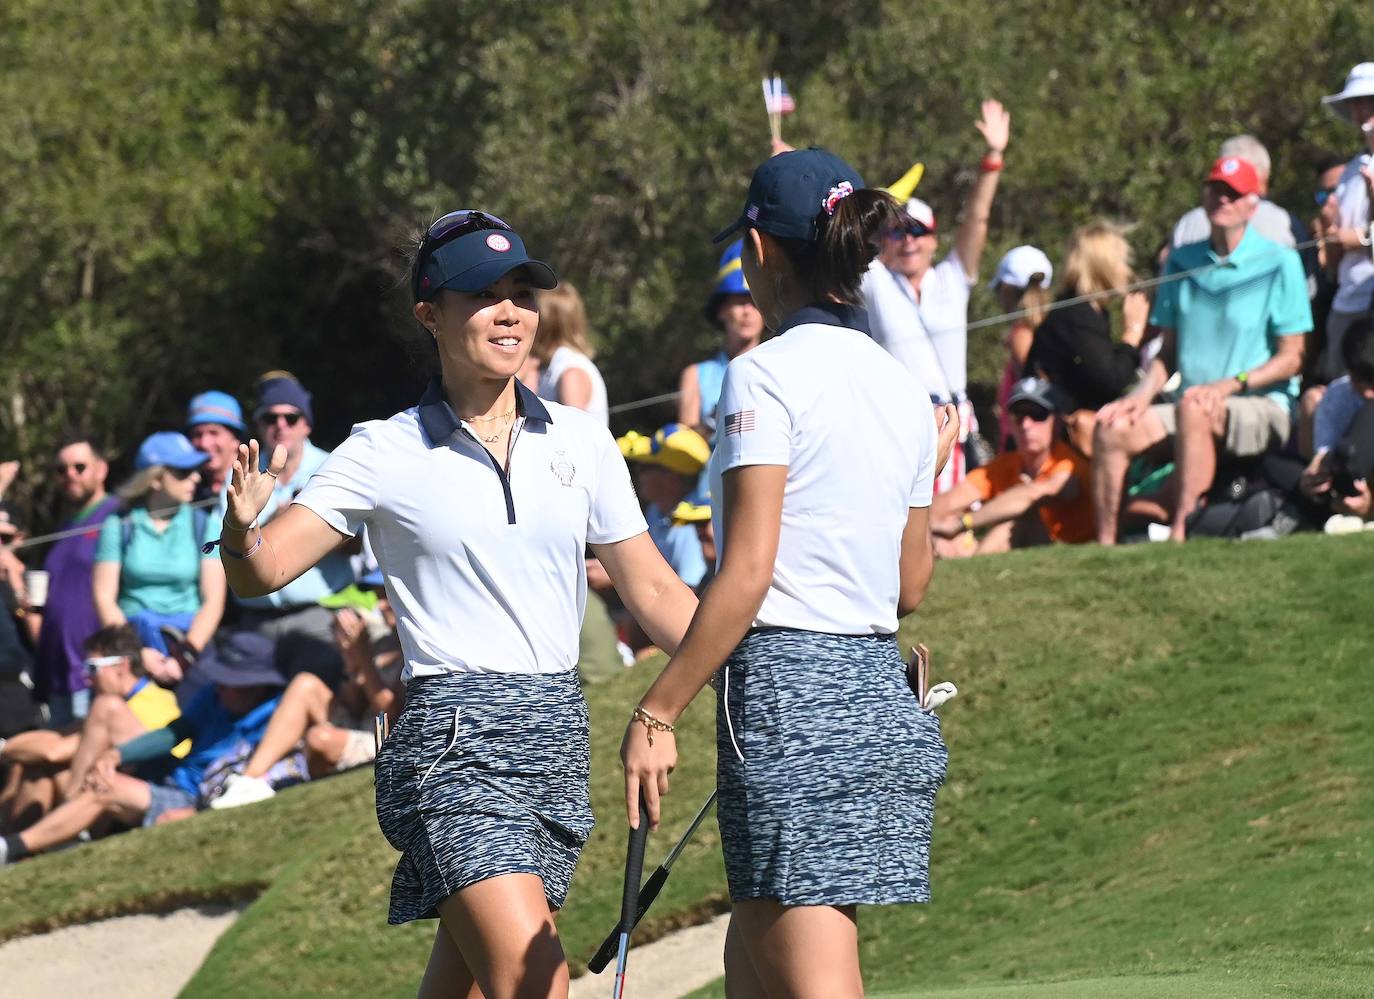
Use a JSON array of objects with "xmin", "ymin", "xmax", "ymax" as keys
[
  {"xmin": 709, "ymin": 303, "xmax": 937, "ymax": 636},
  {"xmin": 1333, "ymin": 153, "xmax": 1374, "ymax": 315},
  {"xmin": 294, "ymin": 379, "xmax": 647, "ymax": 678},
  {"xmin": 860, "ymin": 252, "xmax": 974, "ymax": 402}
]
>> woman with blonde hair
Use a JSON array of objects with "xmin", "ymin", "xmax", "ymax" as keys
[
  {"xmin": 1027, "ymin": 221, "xmax": 1150, "ymax": 453},
  {"xmin": 532, "ymin": 281, "xmax": 610, "ymax": 424},
  {"xmin": 92, "ymin": 433, "xmax": 225, "ymax": 666}
]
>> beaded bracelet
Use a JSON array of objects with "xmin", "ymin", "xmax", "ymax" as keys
[
  {"xmin": 201, "ymin": 522, "xmax": 263, "ymax": 560},
  {"xmin": 631, "ymin": 705, "xmax": 675, "ymax": 747}
]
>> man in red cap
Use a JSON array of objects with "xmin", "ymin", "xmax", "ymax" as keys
[{"xmin": 1092, "ymin": 156, "xmax": 1311, "ymax": 543}]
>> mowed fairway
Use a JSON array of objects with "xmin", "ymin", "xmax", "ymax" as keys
[{"xmin": 1, "ymin": 535, "xmax": 1370, "ymax": 997}]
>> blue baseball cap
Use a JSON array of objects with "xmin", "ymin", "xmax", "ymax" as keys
[
  {"xmin": 415, "ymin": 224, "xmax": 557, "ymax": 302},
  {"xmin": 135, "ymin": 431, "xmax": 210, "ymax": 471},
  {"xmin": 704, "ymin": 239, "xmax": 751, "ymax": 321},
  {"xmin": 360, "ymin": 568, "xmax": 385, "ymax": 589},
  {"xmin": 186, "ymin": 390, "xmax": 246, "ymax": 432},
  {"xmin": 713, "ymin": 147, "xmax": 865, "ymax": 244}
]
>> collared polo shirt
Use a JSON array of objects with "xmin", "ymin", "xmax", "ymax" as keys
[
  {"xmin": 860, "ymin": 251, "xmax": 974, "ymax": 402},
  {"xmin": 1151, "ymin": 227, "xmax": 1311, "ymax": 413},
  {"xmin": 293, "ymin": 379, "xmax": 647, "ymax": 678},
  {"xmin": 94, "ymin": 504, "xmax": 218, "ymax": 616},
  {"xmin": 710, "ymin": 303, "xmax": 937, "ymax": 636},
  {"xmin": 221, "ymin": 438, "xmax": 356, "ymax": 610}
]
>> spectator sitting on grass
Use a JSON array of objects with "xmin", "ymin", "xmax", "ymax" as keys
[
  {"xmin": 930, "ymin": 378, "xmax": 1093, "ymax": 556},
  {"xmin": 0, "ymin": 624, "xmax": 184, "ymax": 833},
  {"xmin": 1093, "ymin": 156, "xmax": 1310, "ymax": 544},
  {"xmin": 1171, "ymin": 136, "xmax": 1304, "ymax": 252},
  {"xmin": 185, "ymin": 390, "xmax": 245, "ymax": 502},
  {"xmin": 93, "ymin": 432, "xmax": 224, "ymax": 673},
  {"xmin": 1300, "ymin": 316, "xmax": 1374, "ymax": 526},
  {"xmin": 989, "ymin": 245, "xmax": 1054, "ymax": 452},
  {"xmin": 210, "ymin": 570, "xmax": 403, "ymax": 809},
  {"xmin": 0, "ymin": 631, "xmax": 283, "ymax": 865}
]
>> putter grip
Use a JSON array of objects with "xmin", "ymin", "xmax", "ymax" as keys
[
  {"xmin": 619, "ymin": 791, "xmax": 651, "ymax": 930},
  {"xmin": 587, "ymin": 866, "xmax": 669, "ymax": 973}
]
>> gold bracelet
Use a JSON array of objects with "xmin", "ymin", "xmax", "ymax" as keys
[{"xmin": 631, "ymin": 705, "xmax": 675, "ymax": 747}]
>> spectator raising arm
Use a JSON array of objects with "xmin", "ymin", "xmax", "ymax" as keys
[{"xmin": 954, "ymin": 99, "xmax": 1011, "ymax": 282}]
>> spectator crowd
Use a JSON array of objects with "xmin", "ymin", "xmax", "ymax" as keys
[{"xmin": 3, "ymin": 64, "xmax": 1374, "ymax": 867}]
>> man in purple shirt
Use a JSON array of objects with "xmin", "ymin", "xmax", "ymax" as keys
[{"xmin": 29, "ymin": 438, "xmax": 119, "ymax": 725}]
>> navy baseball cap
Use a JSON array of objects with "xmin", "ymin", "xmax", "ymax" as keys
[
  {"xmin": 414, "ymin": 212, "xmax": 558, "ymax": 302},
  {"xmin": 135, "ymin": 431, "xmax": 210, "ymax": 471},
  {"xmin": 713, "ymin": 147, "xmax": 865, "ymax": 244}
]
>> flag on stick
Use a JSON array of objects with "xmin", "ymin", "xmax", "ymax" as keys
[{"xmin": 762, "ymin": 75, "xmax": 796, "ymax": 144}]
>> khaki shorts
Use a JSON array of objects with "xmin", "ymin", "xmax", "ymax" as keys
[
  {"xmin": 1151, "ymin": 396, "xmax": 1291, "ymax": 457},
  {"xmin": 335, "ymin": 727, "xmax": 378, "ymax": 772}
]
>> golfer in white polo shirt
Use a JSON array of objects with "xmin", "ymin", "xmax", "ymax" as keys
[
  {"xmin": 621, "ymin": 150, "xmax": 959, "ymax": 996},
  {"xmin": 213, "ymin": 210, "xmax": 698, "ymax": 998}
]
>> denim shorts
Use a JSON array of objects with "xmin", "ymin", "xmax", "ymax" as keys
[
  {"xmin": 143, "ymin": 780, "xmax": 198, "ymax": 827},
  {"xmin": 716, "ymin": 628, "xmax": 948, "ymax": 907},
  {"xmin": 374, "ymin": 670, "xmax": 593, "ymax": 924}
]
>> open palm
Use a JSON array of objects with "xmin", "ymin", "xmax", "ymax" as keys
[
  {"xmin": 976, "ymin": 99, "xmax": 1010, "ymax": 154},
  {"xmin": 226, "ymin": 439, "xmax": 287, "ymax": 530}
]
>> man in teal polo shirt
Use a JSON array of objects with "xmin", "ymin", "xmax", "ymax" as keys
[{"xmin": 1093, "ymin": 156, "xmax": 1310, "ymax": 544}]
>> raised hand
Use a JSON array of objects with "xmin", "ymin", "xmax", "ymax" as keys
[
  {"xmin": 975, "ymin": 99, "xmax": 1010, "ymax": 155},
  {"xmin": 0, "ymin": 460, "xmax": 18, "ymax": 498},
  {"xmin": 226, "ymin": 439, "xmax": 287, "ymax": 531}
]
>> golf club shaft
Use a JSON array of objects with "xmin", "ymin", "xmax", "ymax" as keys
[
  {"xmin": 611, "ymin": 790, "xmax": 651, "ymax": 997},
  {"xmin": 589, "ymin": 790, "xmax": 717, "ymax": 974}
]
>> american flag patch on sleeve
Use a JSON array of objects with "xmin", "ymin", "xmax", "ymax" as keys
[{"xmin": 724, "ymin": 410, "xmax": 756, "ymax": 435}]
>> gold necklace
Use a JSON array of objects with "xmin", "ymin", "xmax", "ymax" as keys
[
  {"xmin": 472, "ymin": 413, "xmax": 516, "ymax": 444},
  {"xmin": 464, "ymin": 404, "xmax": 516, "ymax": 424}
]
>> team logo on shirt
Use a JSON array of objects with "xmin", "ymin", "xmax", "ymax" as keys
[
  {"xmin": 550, "ymin": 451, "xmax": 576, "ymax": 486},
  {"xmin": 723, "ymin": 410, "xmax": 756, "ymax": 435}
]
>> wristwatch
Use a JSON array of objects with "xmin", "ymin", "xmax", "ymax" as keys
[{"xmin": 1233, "ymin": 371, "xmax": 1249, "ymax": 391}]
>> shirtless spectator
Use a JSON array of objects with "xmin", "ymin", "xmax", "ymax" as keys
[{"xmin": 931, "ymin": 379, "xmax": 1093, "ymax": 556}]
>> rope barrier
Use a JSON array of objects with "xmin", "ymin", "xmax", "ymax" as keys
[{"xmin": 3, "ymin": 496, "xmax": 221, "ymax": 554}]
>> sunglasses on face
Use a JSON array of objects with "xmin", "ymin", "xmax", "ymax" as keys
[
  {"xmin": 1204, "ymin": 182, "xmax": 1245, "ymax": 203},
  {"xmin": 54, "ymin": 462, "xmax": 88, "ymax": 476},
  {"xmin": 887, "ymin": 222, "xmax": 932, "ymax": 241},
  {"xmin": 258, "ymin": 411, "xmax": 303, "ymax": 428},
  {"xmin": 1011, "ymin": 405, "xmax": 1052, "ymax": 423},
  {"xmin": 1315, "ymin": 188, "xmax": 1338, "ymax": 207},
  {"xmin": 166, "ymin": 466, "xmax": 201, "ymax": 480},
  {"xmin": 412, "ymin": 210, "xmax": 514, "ymax": 300},
  {"xmin": 83, "ymin": 654, "xmax": 125, "ymax": 674}
]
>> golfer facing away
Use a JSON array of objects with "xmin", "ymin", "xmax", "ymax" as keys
[
  {"xmin": 217, "ymin": 211, "xmax": 697, "ymax": 999},
  {"xmin": 621, "ymin": 150, "xmax": 959, "ymax": 997}
]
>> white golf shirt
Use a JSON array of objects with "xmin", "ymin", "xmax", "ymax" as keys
[
  {"xmin": 1333, "ymin": 152, "xmax": 1374, "ymax": 315},
  {"xmin": 294, "ymin": 379, "xmax": 647, "ymax": 679},
  {"xmin": 709, "ymin": 303, "xmax": 937, "ymax": 636},
  {"xmin": 537, "ymin": 345, "xmax": 609, "ymax": 426},
  {"xmin": 861, "ymin": 252, "xmax": 975, "ymax": 402}
]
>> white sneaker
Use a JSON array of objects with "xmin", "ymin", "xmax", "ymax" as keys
[
  {"xmin": 210, "ymin": 773, "xmax": 277, "ymax": 810},
  {"xmin": 1324, "ymin": 514, "xmax": 1366, "ymax": 535}
]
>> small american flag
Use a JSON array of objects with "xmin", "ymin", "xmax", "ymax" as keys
[
  {"xmin": 724, "ymin": 410, "xmax": 756, "ymax": 436},
  {"xmin": 762, "ymin": 76, "xmax": 796, "ymax": 116}
]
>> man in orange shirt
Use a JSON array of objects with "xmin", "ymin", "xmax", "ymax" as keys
[{"xmin": 931, "ymin": 378, "xmax": 1094, "ymax": 556}]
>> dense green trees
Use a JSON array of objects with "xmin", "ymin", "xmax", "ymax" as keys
[{"xmin": 2, "ymin": 0, "xmax": 1369, "ymax": 530}]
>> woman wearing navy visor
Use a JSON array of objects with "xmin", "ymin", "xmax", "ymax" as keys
[
  {"xmin": 621, "ymin": 152, "xmax": 960, "ymax": 996},
  {"xmin": 215, "ymin": 210, "xmax": 698, "ymax": 998}
]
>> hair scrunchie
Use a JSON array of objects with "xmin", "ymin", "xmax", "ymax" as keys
[{"xmin": 821, "ymin": 181, "xmax": 855, "ymax": 216}]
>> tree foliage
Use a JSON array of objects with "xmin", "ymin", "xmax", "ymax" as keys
[{"xmin": 2, "ymin": 0, "xmax": 1370, "ymax": 531}]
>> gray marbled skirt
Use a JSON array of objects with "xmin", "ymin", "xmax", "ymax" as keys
[
  {"xmin": 374, "ymin": 670, "xmax": 593, "ymax": 923},
  {"xmin": 716, "ymin": 628, "xmax": 948, "ymax": 907}
]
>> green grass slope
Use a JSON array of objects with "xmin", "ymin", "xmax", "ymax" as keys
[{"xmin": 2, "ymin": 535, "xmax": 1371, "ymax": 998}]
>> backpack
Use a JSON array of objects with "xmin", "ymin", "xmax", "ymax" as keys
[{"xmin": 120, "ymin": 505, "xmax": 210, "ymax": 558}]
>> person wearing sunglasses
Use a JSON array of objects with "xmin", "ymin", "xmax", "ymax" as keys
[
  {"xmin": 24, "ymin": 438, "xmax": 118, "ymax": 726},
  {"xmin": 0, "ymin": 624, "xmax": 185, "ymax": 835},
  {"xmin": 222, "ymin": 374, "xmax": 354, "ymax": 689},
  {"xmin": 212, "ymin": 209, "xmax": 698, "ymax": 996},
  {"xmin": 931, "ymin": 378, "xmax": 1093, "ymax": 555},
  {"xmin": 92, "ymin": 432, "xmax": 224, "ymax": 673}
]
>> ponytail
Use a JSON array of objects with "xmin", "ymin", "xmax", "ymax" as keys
[{"xmin": 770, "ymin": 189, "xmax": 907, "ymax": 305}]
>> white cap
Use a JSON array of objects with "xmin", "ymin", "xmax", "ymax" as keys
[
  {"xmin": 1322, "ymin": 62, "xmax": 1374, "ymax": 119},
  {"xmin": 904, "ymin": 197, "xmax": 937, "ymax": 231},
  {"xmin": 988, "ymin": 245, "xmax": 1054, "ymax": 291}
]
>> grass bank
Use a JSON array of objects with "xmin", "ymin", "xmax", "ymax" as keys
[{"xmin": 1, "ymin": 535, "xmax": 1371, "ymax": 997}]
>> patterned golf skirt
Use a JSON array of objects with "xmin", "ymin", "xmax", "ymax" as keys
[
  {"xmin": 374, "ymin": 669, "xmax": 594, "ymax": 924},
  {"xmin": 716, "ymin": 627, "xmax": 948, "ymax": 907}
]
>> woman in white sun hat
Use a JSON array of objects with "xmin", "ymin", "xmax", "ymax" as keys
[
  {"xmin": 988, "ymin": 245, "xmax": 1054, "ymax": 451},
  {"xmin": 1321, "ymin": 62, "xmax": 1374, "ymax": 380}
]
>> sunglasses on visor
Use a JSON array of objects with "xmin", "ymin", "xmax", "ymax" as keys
[{"xmin": 411, "ymin": 210, "xmax": 514, "ymax": 301}]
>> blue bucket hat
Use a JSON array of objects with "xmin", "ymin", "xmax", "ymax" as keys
[
  {"xmin": 703, "ymin": 239, "xmax": 751, "ymax": 322},
  {"xmin": 186, "ymin": 390, "xmax": 246, "ymax": 433},
  {"xmin": 135, "ymin": 431, "xmax": 210, "ymax": 471},
  {"xmin": 713, "ymin": 147, "xmax": 865, "ymax": 244},
  {"xmin": 414, "ymin": 212, "xmax": 557, "ymax": 302}
]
